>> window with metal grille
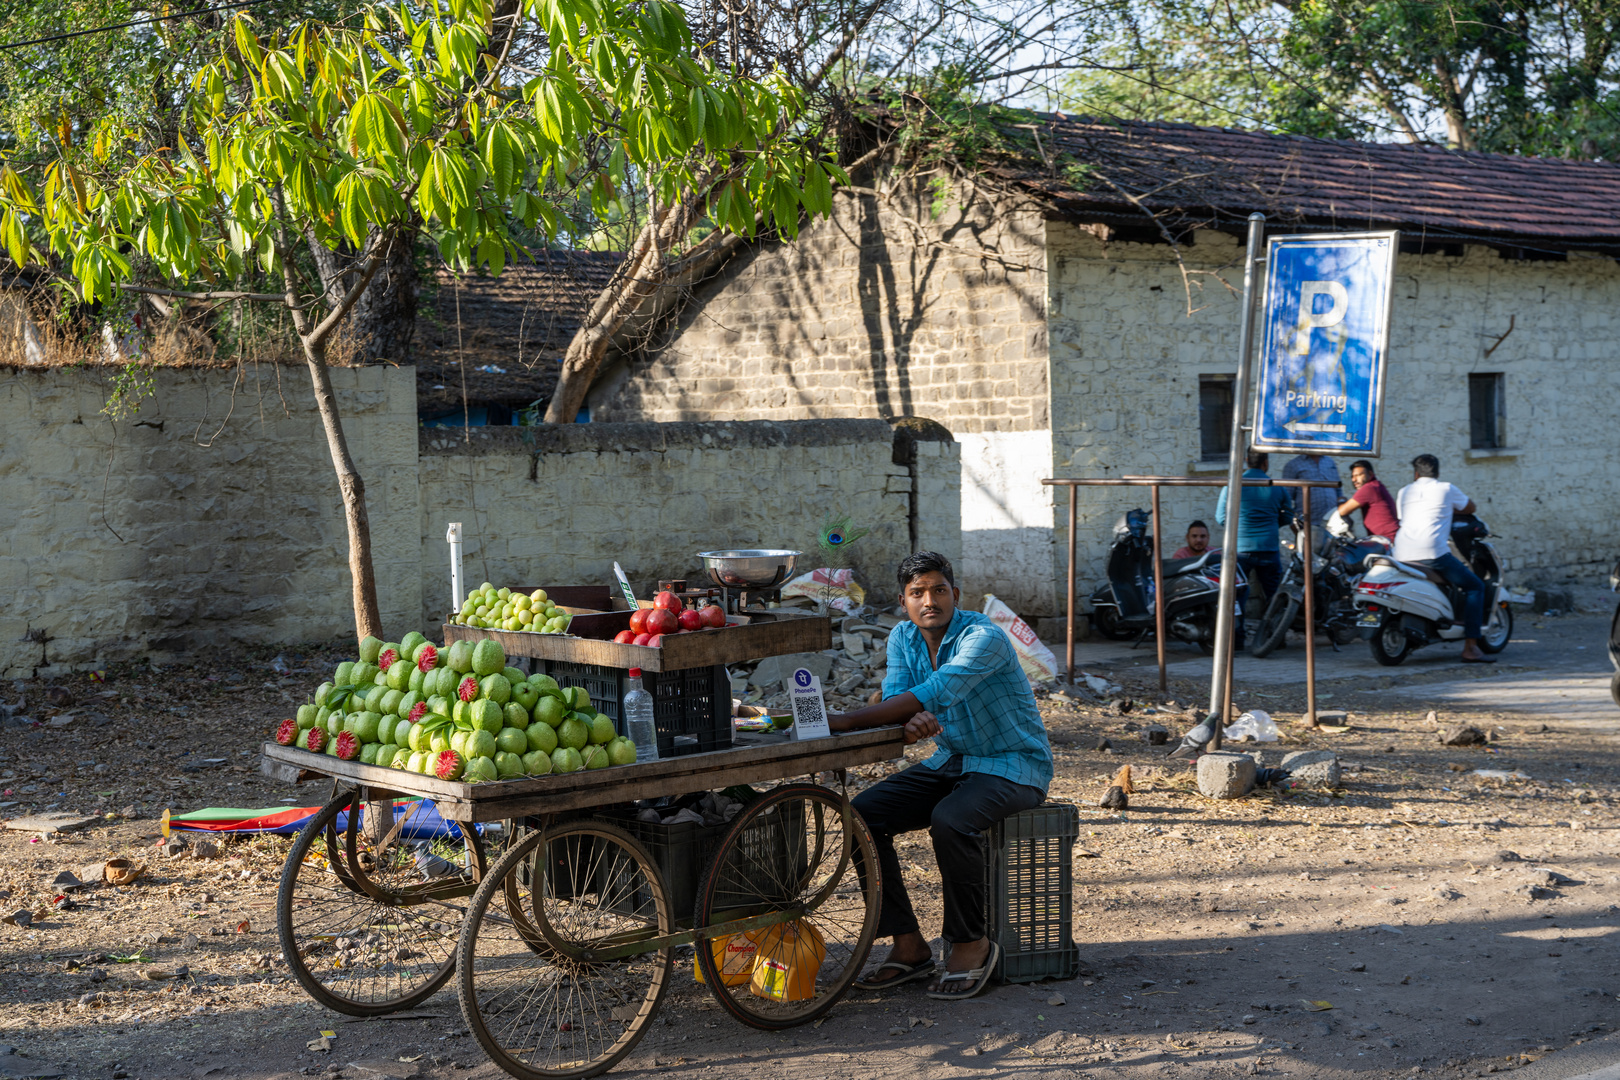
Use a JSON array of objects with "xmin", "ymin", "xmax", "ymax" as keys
[
  {"xmin": 1199, "ymin": 375, "xmax": 1235, "ymax": 460},
  {"xmin": 1468, "ymin": 373, "xmax": 1504, "ymax": 449}
]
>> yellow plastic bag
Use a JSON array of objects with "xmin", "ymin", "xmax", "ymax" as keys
[
  {"xmin": 748, "ymin": 919, "xmax": 827, "ymax": 1002},
  {"xmin": 694, "ymin": 928, "xmax": 763, "ymax": 987}
]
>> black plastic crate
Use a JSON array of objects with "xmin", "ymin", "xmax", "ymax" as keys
[
  {"xmin": 705, "ymin": 797, "xmax": 807, "ymax": 909},
  {"xmin": 983, "ymin": 802, "xmax": 1080, "ymax": 983},
  {"xmin": 597, "ymin": 799, "xmax": 807, "ymax": 925},
  {"xmin": 539, "ymin": 660, "xmax": 732, "ymax": 757},
  {"xmin": 597, "ymin": 809, "xmax": 730, "ymax": 924}
]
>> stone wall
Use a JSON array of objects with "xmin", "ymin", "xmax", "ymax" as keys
[
  {"xmin": 0, "ymin": 369, "xmax": 960, "ymax": 676},
  {"xmin": 415, "ymin": 418, "xmax": 953, "ymax": 624},
  {"xmin": 1045, "ymin": 223, "xmax": 1620, "ymax": 599},
  {"xmin": 588, "ymin": 178, "xmax": 1057, "ymax": 616},
  {"xmin": 589, "ymin": 183, "xmax": 1050, "ymax": 435},
  {"xmin": 0, "ymin": 364, "xmax": 420, "ymax": 678}
]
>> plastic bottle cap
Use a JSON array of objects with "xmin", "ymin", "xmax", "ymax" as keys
[{"xmin": 628, "ymin": 667, "xmax": 641, "ymax": 677}]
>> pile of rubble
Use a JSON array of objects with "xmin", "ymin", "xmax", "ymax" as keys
[{"xmin": 731, "ymin": 612, "xmax": 902, "ymax": 713}]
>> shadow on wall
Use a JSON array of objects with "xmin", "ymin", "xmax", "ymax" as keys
[
  {"xmin": 856, "ymin": 189, "xmax": 915, "ymax": 420},
  {"xmin": 585, "ymin": 165, "xmax": 1049, "ymax": 429}
]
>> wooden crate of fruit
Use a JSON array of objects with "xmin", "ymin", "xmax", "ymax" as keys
[{"xmin": 442, "ymin": 608, "xmax": 830, "ymax": 671}]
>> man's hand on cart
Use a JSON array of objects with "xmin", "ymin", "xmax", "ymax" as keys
[
  {"xmin": 902, "ymin": 711, "xmax": 942, "ymax": 745},
  {"xmin": 829, "ymin": 691, "xmax": 932, "ymax": 741}
]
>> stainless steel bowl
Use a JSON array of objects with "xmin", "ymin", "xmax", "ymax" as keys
[{"xmin": 697, "ymin": 549, "xmax": 801, "ymax": 589}]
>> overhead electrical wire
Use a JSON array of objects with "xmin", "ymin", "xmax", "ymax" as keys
[{"xmin": 0, "ymin": 0, "xmax": 274, "ymax": 53}]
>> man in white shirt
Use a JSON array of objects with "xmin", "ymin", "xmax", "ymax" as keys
[{"xmin": 1391, "ymin": 454, "xmax": 1490, "ymax": 663}]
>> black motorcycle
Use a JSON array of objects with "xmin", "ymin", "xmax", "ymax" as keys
[
  {"xmin": 1089, "ymin": 509, "xmax": 1245, "ymax": 654},
  {"xmin": 1248, "ymin": 517, "xmax": 1386, "ymax": 658},
  {"xmin": 1609, "ymin": 558, "xmax": 1620, "ymax": 706}
]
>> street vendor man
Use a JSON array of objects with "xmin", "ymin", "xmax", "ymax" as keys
[{"xmin": 828, "ymin": 551, "xmax": 1052, "ymax": 1001}]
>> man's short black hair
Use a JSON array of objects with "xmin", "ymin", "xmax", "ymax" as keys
[
  {"xmin": 1186, "ymin": 519, "xmax": 1209, "ymax": 533},
  {"xmin": 1246, "ymin": 450, "xmax": 1269, "ymax": 471},
  {"xmin": 1412, "ymin": 453, "xmax": 1440, "ymax": 478},
  {"xmin": 898, "ymin": 551, "xmax": 955, "ymax": 589},
  {"xmin": 1350, "ymin": 460, "xmax": 1375, "ymax": 476}
]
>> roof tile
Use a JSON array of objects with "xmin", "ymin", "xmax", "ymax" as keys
[{"xmin": 1002, "ymin": 113, "xmax": 1620, "ymax": 249}]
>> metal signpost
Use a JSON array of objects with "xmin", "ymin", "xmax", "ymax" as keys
[
  {"xmin": 1207, "ymin": 216, "xmax": 1268, "ymax": 735},
  {"xmin": 1251, "ymin": 230, "xmax": 1399, "ymax": 457}
]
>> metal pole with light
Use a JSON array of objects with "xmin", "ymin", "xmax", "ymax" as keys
[{"xmin": 1208, "ymin": 214, "xmax": 1267, "ymax": 745}]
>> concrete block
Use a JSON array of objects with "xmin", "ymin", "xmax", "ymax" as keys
[
  {"xmin": 1280, "ymin": 750, "xmax": 1340, "ymax": 788},
  {"xmin": 1197, "ymin": 752, "xmax": 1257, "ymax": 800}
]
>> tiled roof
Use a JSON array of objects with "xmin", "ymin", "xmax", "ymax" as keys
[
  {"xmin": 991, "ymin": 112, "xmax": 1620, "ymax": 252},
  {"xmin": 414, "ymin": 249, "xmax": 622, "ymax": 415}
]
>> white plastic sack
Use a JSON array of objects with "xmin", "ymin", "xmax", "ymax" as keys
[
  {"xmin": 982, "ymin": 593, "xmax": 1059, "ymax": 684},
  {"xmin": 781, "ymin": 568, "xmax": 867, "ymax": 613},
  {"xmin": 1223, "ymin": 710, "xmax": 1279, "ymax": 743}
]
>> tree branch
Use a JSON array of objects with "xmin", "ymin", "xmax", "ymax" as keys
[
  {"xmin": 118, "ymin": 283, "xmax": 291, "ymax": 304},
  {"xmin": 306, "ymin": 246, "xmax": 386, "ymax": 349}
]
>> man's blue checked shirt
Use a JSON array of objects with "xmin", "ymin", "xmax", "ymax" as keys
[{"xmin": 881, "ymin": 608, "xmax": 1053, "ymax": 791}]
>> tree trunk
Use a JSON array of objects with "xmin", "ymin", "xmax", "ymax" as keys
[
  {"xmin": 542, "ymin": 220, "xmax": 662, "ymax": 423},
  {"xmin": 543, "ymin": 183, "xmax": 719, "ymax": 424},
  {"xmin": 277, "ymin": 203, "xmax": 388, "ymax": 645},
  {"xmin": 306, "ymin": 228, "xmax": 417, "ymax": 363},
  {"xmin": 300, "ymin": 332, "xmax": 385, "ymax": 643},
  {"xmin": 348, "ymin": 227, "xmax": 418, "ymax": 364}
]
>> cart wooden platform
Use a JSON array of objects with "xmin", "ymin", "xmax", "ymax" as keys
[{"xmin": 262, "ymin": 725, "xmax": 906, "ymax": 1079}]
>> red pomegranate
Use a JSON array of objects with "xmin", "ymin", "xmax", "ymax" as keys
[{"xmin": 644, "ymin": 608, "xmax": 678, "ymax": 636}]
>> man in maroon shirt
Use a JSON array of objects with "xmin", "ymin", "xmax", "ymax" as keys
[
  {"xmin": 1336, "ymin": 460, "xmax": 1399, "ymax": 540},
  {"xmin": 1172, "ymin": 520, "xmax": 1216, "ymax": 560}
]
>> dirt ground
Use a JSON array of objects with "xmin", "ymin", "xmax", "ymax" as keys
[{"xmin": 0, "ymin": 616, "xmax": 1615, "ymax": 1080}]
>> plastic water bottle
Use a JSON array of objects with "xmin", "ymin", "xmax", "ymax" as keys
[{"xmin": 624, "ymin": 668, "xmax": 659, "ymax": 763}]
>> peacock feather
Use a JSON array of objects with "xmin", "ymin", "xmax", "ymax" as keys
[{"xmin": 816, "ymin": 514, "xmax": 870, "ymax": 568}]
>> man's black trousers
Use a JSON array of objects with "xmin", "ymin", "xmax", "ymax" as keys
[{"xmin": 851, "ymin": 755, "xmax": 1044, "ymax": 944}]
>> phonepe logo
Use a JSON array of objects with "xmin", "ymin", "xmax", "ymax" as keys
[{"xmin": 794, "ymin": 669, "xmax": 813, "ymax": 688}]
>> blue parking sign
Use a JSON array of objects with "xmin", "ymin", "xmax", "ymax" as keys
[{"xmin": 1252, "ymin": 231, "xmax": 1398, "ymax": 456}]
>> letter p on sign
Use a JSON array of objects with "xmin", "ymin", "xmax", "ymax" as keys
[{"xmin": 1293, "ymin": 280, "xmax": 1349, "ymax": 355}]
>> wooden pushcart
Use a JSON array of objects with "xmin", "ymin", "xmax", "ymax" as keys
[{"xmin": 262, "ymin": 614, "xmax": 903, "ymax": 1079}]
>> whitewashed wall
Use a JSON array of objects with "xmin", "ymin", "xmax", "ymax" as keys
[{"xmin": 1045, "ymin": 223, "xmax": 1620, "ymax": 598}]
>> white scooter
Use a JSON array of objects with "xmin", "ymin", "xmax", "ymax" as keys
[{"xmin": 1348, "ymin": 513, "xmax": 1512, "ymax": 665}]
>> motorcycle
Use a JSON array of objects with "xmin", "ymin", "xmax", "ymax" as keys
[
  {"xmin": 1089, "ymin": 509, "xmax": 1246, "ymax": 654},
  {"xmin": 1248, "ymin": 513, "xmax": 1391, "ymax": 658},
  {"xmin": 1607, "ymin": 559, "xmax": 1620, "ymax": 706},
  {"xmin": 1351, "ymin": 514, "xmax": 1512, "ymax": 665}
]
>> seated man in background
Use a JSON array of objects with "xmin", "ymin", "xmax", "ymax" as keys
[
  {"xmin": 1173, "ymin": 520, "xmax": 1215, "ymax": 560},
  {"xmin": 1393, "ymin": 454, "xmax": 1491, "ymax": 663},
  {"xmin": 830, "ymin": 551, "xmax": 1052, "ymax": 1001},
  {"xmin": 1336, "ymin": 459, "xmax": 1399, "ymax": 541}
]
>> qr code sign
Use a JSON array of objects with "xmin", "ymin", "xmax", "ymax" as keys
[
  {"xmin": 795, "ymin": 692, "xmax": 827, "ymax": 729},
  {"xmin": 790, "ymin": 669, "xmax": 832, "ymax": 738}
]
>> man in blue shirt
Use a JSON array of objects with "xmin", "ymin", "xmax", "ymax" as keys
[
  {"xmin": 830, "ymin": 551, "xmax": 1052, "ymax": 1001},
  {"xmin": 1215, "ymin": 451, "xmax": 1295, "ymax": 645}
]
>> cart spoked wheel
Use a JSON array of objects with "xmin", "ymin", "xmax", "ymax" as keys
[
  {"xmin": 276, "ymin": 786, "xmax": 486, "ymax": 1015},
  {"xmin": 458, "ymin": 822, "xmax": 672, "ymax": 1080},
  {"xmin": 694, "ymin": 783, "xmax": 880, "ymax": 1030}
]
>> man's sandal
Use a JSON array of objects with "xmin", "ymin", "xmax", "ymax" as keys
[
  {"xmin": 926, "ymin": 942, "xmax": 1000, "ymax": 1001},
  {"xmin": 854, "ymin": 958, "xmax": 937, "ymax": 991}
]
